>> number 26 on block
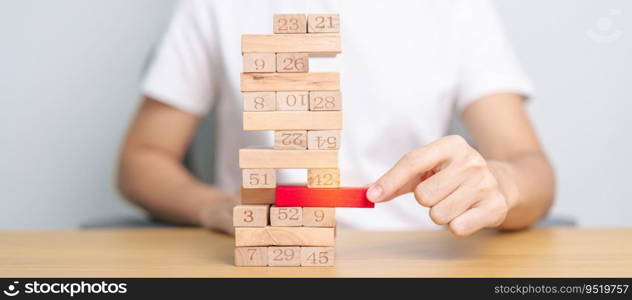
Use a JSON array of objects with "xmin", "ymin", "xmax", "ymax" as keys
[{"xmin": 276, "ymin": 53, "xmax": 309, "ymax": 73}]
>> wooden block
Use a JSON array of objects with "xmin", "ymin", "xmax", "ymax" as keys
[
  {"xmin": 309, "ymin": 91, "xmax": 342, "ymax": 111},
  {"xmin": 301, "ymin": 247, "xmax": 335, "ymax": 266},
  {"xmin": 274, "ymin": 131, "xmax": 307, "ymax": 150},
  {"xmin": 240, "ymin": 188, "xmax": 275, "ymax": 205},
  {"xmin": 302, "ymin": 207, "xmax": 336, "ymax": 227},
  {"xmin": 307, "ymin": 130, "xmax": 341, "ymax": 150},
  {"xmin": 243, "ymin": 53, "xmax": 276, "ymax": 73},
  {"xmin": 276, "ymin": 53, "xmax": 309, "ymax": 73},
  {"xmin": 276, "ymin": 91, "xmax": 309, "ymax": 111},
  {"xmin": 235, "ymin": 247, "xmax": 268, "ymax": 266},
  {"xmin": 273, "ymin": 14, "xmax": 307, "ymax": 34},
  {"xmin": 240, "ymin": 72, "xmax": 339, "ymax": 92},
  {"xmin": 307, "ymin": 14, "xmax": 340, "ymax": 33},
  {"xmin": 242, "ymin": 34, "xmax": 341, "ymax": 54},
  {"xmin": 243, "ymin": 92, "xmax": 276, "ymax": 112},
  {"xmin": 307, "ymin": 169, "xmax": 340, "ymax": 188},
  {"xmin": 276, "ymin": 186, "xmax": 375, "ymax": 208},
  {"xmin": 235, "ymin": 227, "xmax": 335, "ymax": 247},
  {"xmin": 243, "ymin": 111, "xmax": 342, "ymax": 131},
  {"xmin": 268, "ymin": 247, "xmax": 301, "ymax": 266},
  {"xmin": 270, "ymin": 206, "xmax": 302, "ymax": 227},
  {"xmin": 233, "ymin": 205, "xmax": 269, "ymax": 227},
  {"xmin": 239, "ymin": 149, "xmax": 338, "ymax": 169},
  {"xmin": 242, "ymin": 169, "xmax": 276, "ymax": 188}
]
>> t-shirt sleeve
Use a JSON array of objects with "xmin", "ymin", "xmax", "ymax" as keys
[
  {"xmin": 141, "ymin": 0, "xmax": 219, "ymax": 116},
  {"xmin": 454, "ymin": 0, "xmax": 534, "ymax": 113}
]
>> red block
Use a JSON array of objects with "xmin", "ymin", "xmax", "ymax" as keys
[{"xmin": 275, "ymin": 185, "xmax": 375, "ymax": 208}]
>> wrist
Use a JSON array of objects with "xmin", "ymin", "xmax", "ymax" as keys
[{"xmin": 487, "ymin": 160, "xmax": 520, "ymax": 211}]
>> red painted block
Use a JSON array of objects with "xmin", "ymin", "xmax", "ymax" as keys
[{"xmin": 275, "ymin": 185, "xmax": 375, "ymax": 208}]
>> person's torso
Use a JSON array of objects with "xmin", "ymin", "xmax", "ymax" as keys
[{"xmin": 204, "ymin": 0, "xmax": 463, "ymax": 230}]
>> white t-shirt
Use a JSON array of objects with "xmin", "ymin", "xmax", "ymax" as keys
[{"xmin": 142, "ymin": 0, "xmax": 533, "ymax": 230}]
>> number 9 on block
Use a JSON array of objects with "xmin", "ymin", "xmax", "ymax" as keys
[{"xmin": 243, "ymin": 53, "xmax": 276, "ymax": 73}]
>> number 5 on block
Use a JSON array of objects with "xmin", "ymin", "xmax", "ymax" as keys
[{"xmin": 242, "ymin": 169, "xmax": 276, "ymax": 188}]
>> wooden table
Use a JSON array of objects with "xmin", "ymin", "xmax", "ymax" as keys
[{"xmin": 1, "ymin": 228, "xmax": 630, "ymax": 277}]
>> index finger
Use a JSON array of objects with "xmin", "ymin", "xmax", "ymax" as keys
[{"xmin": 366, "ymin": 136, "xmax": 460, "ymax": 203}]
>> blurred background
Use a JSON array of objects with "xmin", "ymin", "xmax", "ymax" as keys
[{"xmin": 1, "ymin": 0, "xmax": 630, "ymax": 229}]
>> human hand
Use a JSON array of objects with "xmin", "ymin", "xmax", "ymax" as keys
[
  {"xmin": 199, "ymin": 191, "xmax": 240, "ymax": 236},
  {"xmin": 366, "ymin": 135, "xmax": 513, "ymax": 236}
]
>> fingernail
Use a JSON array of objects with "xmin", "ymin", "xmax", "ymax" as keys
[{"xmin": 366, "ymin": 185, "xmax": 383, "ymax": 203}]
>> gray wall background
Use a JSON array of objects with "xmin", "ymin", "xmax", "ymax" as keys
[{"xmin": 1, "ymin": 0, "xmax": 630, "ymax": 229}]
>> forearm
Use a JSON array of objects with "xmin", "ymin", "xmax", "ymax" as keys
[
  {"xmin": 117, "ymin": 145, "xmax": 227, "ymax": 226},
  {"xmin": 488, "ymin": 152, "xmax": 555, "ymax": 230}
]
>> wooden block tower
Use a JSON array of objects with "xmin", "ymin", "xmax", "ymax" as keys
[{"xmin": 234, "ymin": 13, "xmax": 371, "ymax": 267}]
